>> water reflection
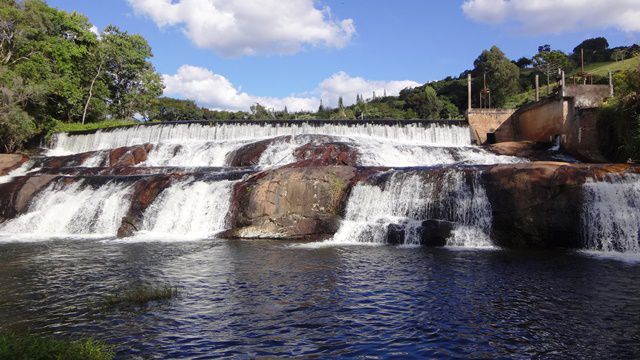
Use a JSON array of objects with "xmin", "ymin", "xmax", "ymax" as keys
[{"xmin": 0, "ymin": 240, "xmax": 639, "ymax": 359}]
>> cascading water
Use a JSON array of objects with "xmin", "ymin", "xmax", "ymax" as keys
[
  {"xmin": 49, "ymin": 121, "xmax": 472, "ymax": 155},
  {"xmin": 138, "ymin": 179, "xmax": 235, "ymax": 238},
  {"xmin": 0, "ymin": 180, "xmax": 133, "ymax": 239},
  {"xmin": 581, "ymin": 175, "xmax": 640, "ymax": 253},
  {"xmin": 330, "ymin": 170, "xmax": 494, "ymax": 247}
]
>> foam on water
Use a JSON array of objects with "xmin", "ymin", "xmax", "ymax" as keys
[
  {"xmin": 581, "ymin": 175, "xmax": 640, "ymax": 254},
  {"xmin": 0, "ymin": 180, "xmax": 133, "ymax": 239},
  {"xmin": 49, "ymin": 122, "xmax": 472, "ymax": 155},
  {"xmin": 135, "ymin": 179, "xmax": 235, "ymax": 239},
  {"xmin": 327, "ymin": 170, "xmax": 494, "ymax": 247}
]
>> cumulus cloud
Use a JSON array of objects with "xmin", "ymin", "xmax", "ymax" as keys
[
  {"xmin": 162, "ymin": 65, "xmax": 420, "ymax": 112},
  {"xmin": 462, "ymin": 0, "xmax": 640, "ymax": 33},
  {"xmin": 128, "ymin": 0, "xmax": 356, "ymax": 56}
]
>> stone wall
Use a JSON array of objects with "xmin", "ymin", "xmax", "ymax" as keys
[{"xmin": 563, "ymin": 84, "xmax": 611, "ymax": 108}]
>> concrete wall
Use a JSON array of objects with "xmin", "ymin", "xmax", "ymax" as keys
[
  {"xmin": 563, "ymin": 85, "xmax": 611, "ymax": 108},
  {"xmin": 510, "ymin": 97, "xmax": 567, "ymax": 143},
  {"xmin": 467, "ymin": 109, "xmax": 516, "ymax": 144}
]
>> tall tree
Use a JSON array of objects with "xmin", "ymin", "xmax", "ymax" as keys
[
  {"xmin": 532, "ymin": 47, "xmax": 573, "ymax": 94},
  {"xmin": 101, "ymin": 25, "xmax": 163, "ymax": 119},
  {"xmin": 473, "ymin": 46, "xmax": 520, "ymax": 107}
]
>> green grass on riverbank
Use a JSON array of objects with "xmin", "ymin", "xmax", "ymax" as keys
[{"xmin": 0, "ymin": 333, "xmax": 114, "ymax": 360}]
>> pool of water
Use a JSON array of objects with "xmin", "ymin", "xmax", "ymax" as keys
[{"xmin": 1, "ymin": 239, "xmax": 639, "ymax": 359}]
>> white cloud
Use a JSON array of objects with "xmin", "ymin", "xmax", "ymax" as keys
[
  {"xmin": 319, "ymin": 72, "xmax": 420, "ymax": 108},
  {"xmin": 128, "ymin": 0, "xmax": 356, "ymax": 56},
  {"xmin": 462, "ymin": 0, "xmax": 640, "ymax": 33},
  {"xmin": 162, "ymin": 65, "xmax": 420, "ymax": 112},
  {"xmin": 89, "ymin": 25, "xmax": 101, "ymax": 39}
]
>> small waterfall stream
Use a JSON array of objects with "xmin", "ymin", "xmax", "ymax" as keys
[
  {"xmin": 582, "ymin": 175, "xmax": 640, "ymax": 253},
  {"xmin": 0, "ymin": 180, "xmax": 134, "ymax": 238},
  {"xmin": 331, "ymin": 170, "xmax": 494, "ymax": 247},
  {"xmin": 139, "ymin": 179, "xmax": 235, "ymax": 238}
]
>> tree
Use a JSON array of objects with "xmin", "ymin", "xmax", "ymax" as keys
[
  {"xmin": 0, "ymin": 67, "xmax": 39, "ymax": 152},
  {"xmin": 101, "ymin": 25, "xmax": 163, "ymax": 119},
  {"xmin": 403, "ymin": 86, "xmax": 442, "ymax": 119},
  {"xmin": 250, "ymin": 103, "xmax": 270, "ymax": 119},
  {"xmin": 573, "ymin": 37, "xmax": 610, "ymax": 64},
  {"xmin": 532, "ymin": 48, "xmax": 573, "ymax": 94},
  {"xmin": 338, "ymin": 96, "xmax": 344, "ymax": 110},
  {"xmin": 515, "ymin": 57, "xmax": 533, "ymax": 69},
  {"xmin": 473, "ymin": 46, "xmax": 520, "ymax": 107}
]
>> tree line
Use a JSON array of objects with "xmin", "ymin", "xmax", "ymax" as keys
[{"xmin": 1, "ymin": 0, "xmax": 638, "ymax": 152}]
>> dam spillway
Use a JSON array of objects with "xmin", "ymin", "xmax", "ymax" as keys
[{"xmin": 0, "ymin": 120, "xmax": 638, "ymax": 256}]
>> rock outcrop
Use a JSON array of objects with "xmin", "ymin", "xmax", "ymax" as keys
[
  {"xmin": 225, "ymin": 136, "xmax": 291, "ymax": 167},
  {"xmin": 0, "ymin": 175, "xmax": 58, "ymax": 220},
  {"xmin": 293, "ymin": 142, "xmax": 359, "ymax": 166},
  {"xmin": 222, "ymin": 165, "xmax": 357, "ymax": 239},
  {"xmin": 41, "ymin": 144, "xmax": 154, "ymax": 168},
  {"xmin": 483, "ymin": 161, "xmax": 640, "ymax": 249},
  {"xmin": 0, "ymin": 154, "xmax": 29, "ymax": 176}
]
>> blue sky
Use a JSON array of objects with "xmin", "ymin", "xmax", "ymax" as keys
[{"xmin": 49, "ymin": 0, "xmax": 640, "ymax": 111}]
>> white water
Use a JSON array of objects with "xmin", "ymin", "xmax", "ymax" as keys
[
  {"xmin": 0, "ymin": 180, "xmax": 133, "ymax": 240},
  {"xmin": 0, "ymin": 161, "xmax": 39, "ymax": 184},
  {"xmin": 329, "ymin": 170, "xmax": 494, "ymax": 247},
  {"xmin": 136, "ymin": 179, "xmax": 235, "ymax": 239},
  {"xmin": 49, "ymin": 122, "xmax": 472, "ymax": 155},
  {"xmin": 582, "ymin": 175, "xmax": 640, "ymax": 253}
]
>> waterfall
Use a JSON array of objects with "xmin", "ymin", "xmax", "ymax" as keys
[
  {"xmin": 49, "ymin": 122, "xmax": 471, "ymax": 155},
  {"xmin": 0, "ymin": 180, "xmax": 133, "ymax": 239},
  {"xmin": 582, "ymin": 175, "xmax": 640, "ymax": 253},
  {"xmin": 137, "ymin": 179, "xmax": 235, "ymax": 238},
  {"xmin": 330, "ymin": 170, "xmax": 494, "ymax": 247}
]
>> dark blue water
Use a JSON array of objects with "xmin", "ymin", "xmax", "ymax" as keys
[{"xmin": 1, "ymin": 239, "xmax": 639, "ymax": 359}]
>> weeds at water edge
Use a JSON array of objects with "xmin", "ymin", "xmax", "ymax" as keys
[
  {"xmin": 102, "ymin": 284, "xmax": 179, "ymax": 309},
  {"xmin": 0, "ymin": 332, "xmax": 115, "ymax": 360}
]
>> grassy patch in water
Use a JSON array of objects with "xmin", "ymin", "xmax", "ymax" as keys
[
  {"xmin": 103, "ymin": 284, "xmax": 179, "ymax": 308},
  {"xmin": 0, "ymin": 333, "xmax": 114, "ymax": 360}
]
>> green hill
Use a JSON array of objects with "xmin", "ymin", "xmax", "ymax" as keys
[{"xmin": 568, "ymin": 56, "xmax": 639, "ymax": 77}]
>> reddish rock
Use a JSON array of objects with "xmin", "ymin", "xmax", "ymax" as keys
[
  {"xmin": 293, "ymin": 142, "xmax": 359, "ymax": 166},
  {"xmin": 0, "ymin": 175, "xmax": 58, "ymax": 220},
  {"xmin": 109, "ymin": 144, "xmax": 153, "ymax": 167},
  {"xmin": 0, "ymin": 154, "xmax": 29, "ymax": 176},
  {"xmin": 222, "ymin": 166, "xmax": 357, "ymax": 239},
  {"xmin": 116, "ymin": 175, "xmax": 174, "ymax": 238},
  {"xmin": 482, "ymin": 161, "xmax": 640, "ymax": 249},
  {"xmin": 225, "ymin": 136, "xmax": 291, "ymax": 167}
]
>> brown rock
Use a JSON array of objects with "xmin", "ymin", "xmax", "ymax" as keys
[
  {"xmin": 223, "ymin": 166, "xmax": 356, "ymax": 239},
  {"xmin": 0, "ymin": 154, "xmax": 28, "ymax": 176},
  {"xmin": 116, "ymin": 175, "xmax": 173, "ymax": 238},
  {"xmin": 293, "ymin": 142, "xmax": 359, "ymax": 166},
  {"xmin": 225, "ymin": 136, "xmax": 291, "ymax": 167}
]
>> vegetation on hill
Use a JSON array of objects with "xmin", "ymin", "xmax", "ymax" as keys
[{"xmin": 0, "ymin": 1, "xmax": 638, "ymax": 151}]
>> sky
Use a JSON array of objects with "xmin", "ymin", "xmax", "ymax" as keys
[{"xmin": 48, "ymin": 0, "xmax": 640, "ymax": 112}]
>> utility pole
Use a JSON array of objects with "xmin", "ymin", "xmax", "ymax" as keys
[
  {"xmin": 467, "ymin": 74, "xmax": 472, "ymax": 112},
  {"xmin": 609, "ymin": 71, "xmax": 614, "ymax": 97}
]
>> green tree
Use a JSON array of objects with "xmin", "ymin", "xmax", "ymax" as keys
[
  {"xmin": 403, "ymin": 86, "xmax": 442, "ymax": 118},
  {"xmin": 573, "ymin": 37, "xmax": 610, "ymax": 64},
  {"xmin": 473, "ymin": 46, "xmax": 520, "ymax": 107},
  {"xmin": 532, "ymin": 47, "xmax": 573, "ymax": 94},
  {"xmin": 101, "ymin": 25, "xmax": 163, "ymax": 119}
]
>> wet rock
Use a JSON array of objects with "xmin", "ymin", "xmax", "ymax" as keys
[
  {"xmin": 482, "ymin": 161, "xmax": 640, "ymax": 249},
  {"xmin": 223, "ymin": 166, "xmax": 356, "ymax": 239},
  {"xmin": 0, "ymin": 175, "xmax": 58, "ymax": 219},
  {"xmin": 116, "ymin": 175, "xmax": 173, "ymax": 238},
  {"xmin": 225, "ymin": 136, "xmax": 291, "ymax": 167},
  {"xmin": 293, "ymin": 142, "xmax": 359, "ymax": 166},
  {"xmin": 0, "ymin": 154, "xmax": 29, "ymax": 176},
  {"xmin": 386, "ymin": 220, "xmax": 454, "ymax": 246},
  {"xmin": 109, "ymin": 144, "xmax": 154, "ymax": 167},
  {"xmin": 486, "ymin": 141, "xmax": 574, "ymax": 162}
]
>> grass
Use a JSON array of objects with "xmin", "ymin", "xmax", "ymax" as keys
[
  {"xmin": 103, "ymin": 284, "xmax": 179, "ymax": 308},
  {"xmin": 567, "ymin": 56, "xmax": 640, "ymax": 77},
  {"xmin": 52, "ymin": 119, "xmax": 141, "ymax": 133},
  {"xmin": 0, "ymin": 333, "xmax": 114, "ymax": 360}
]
